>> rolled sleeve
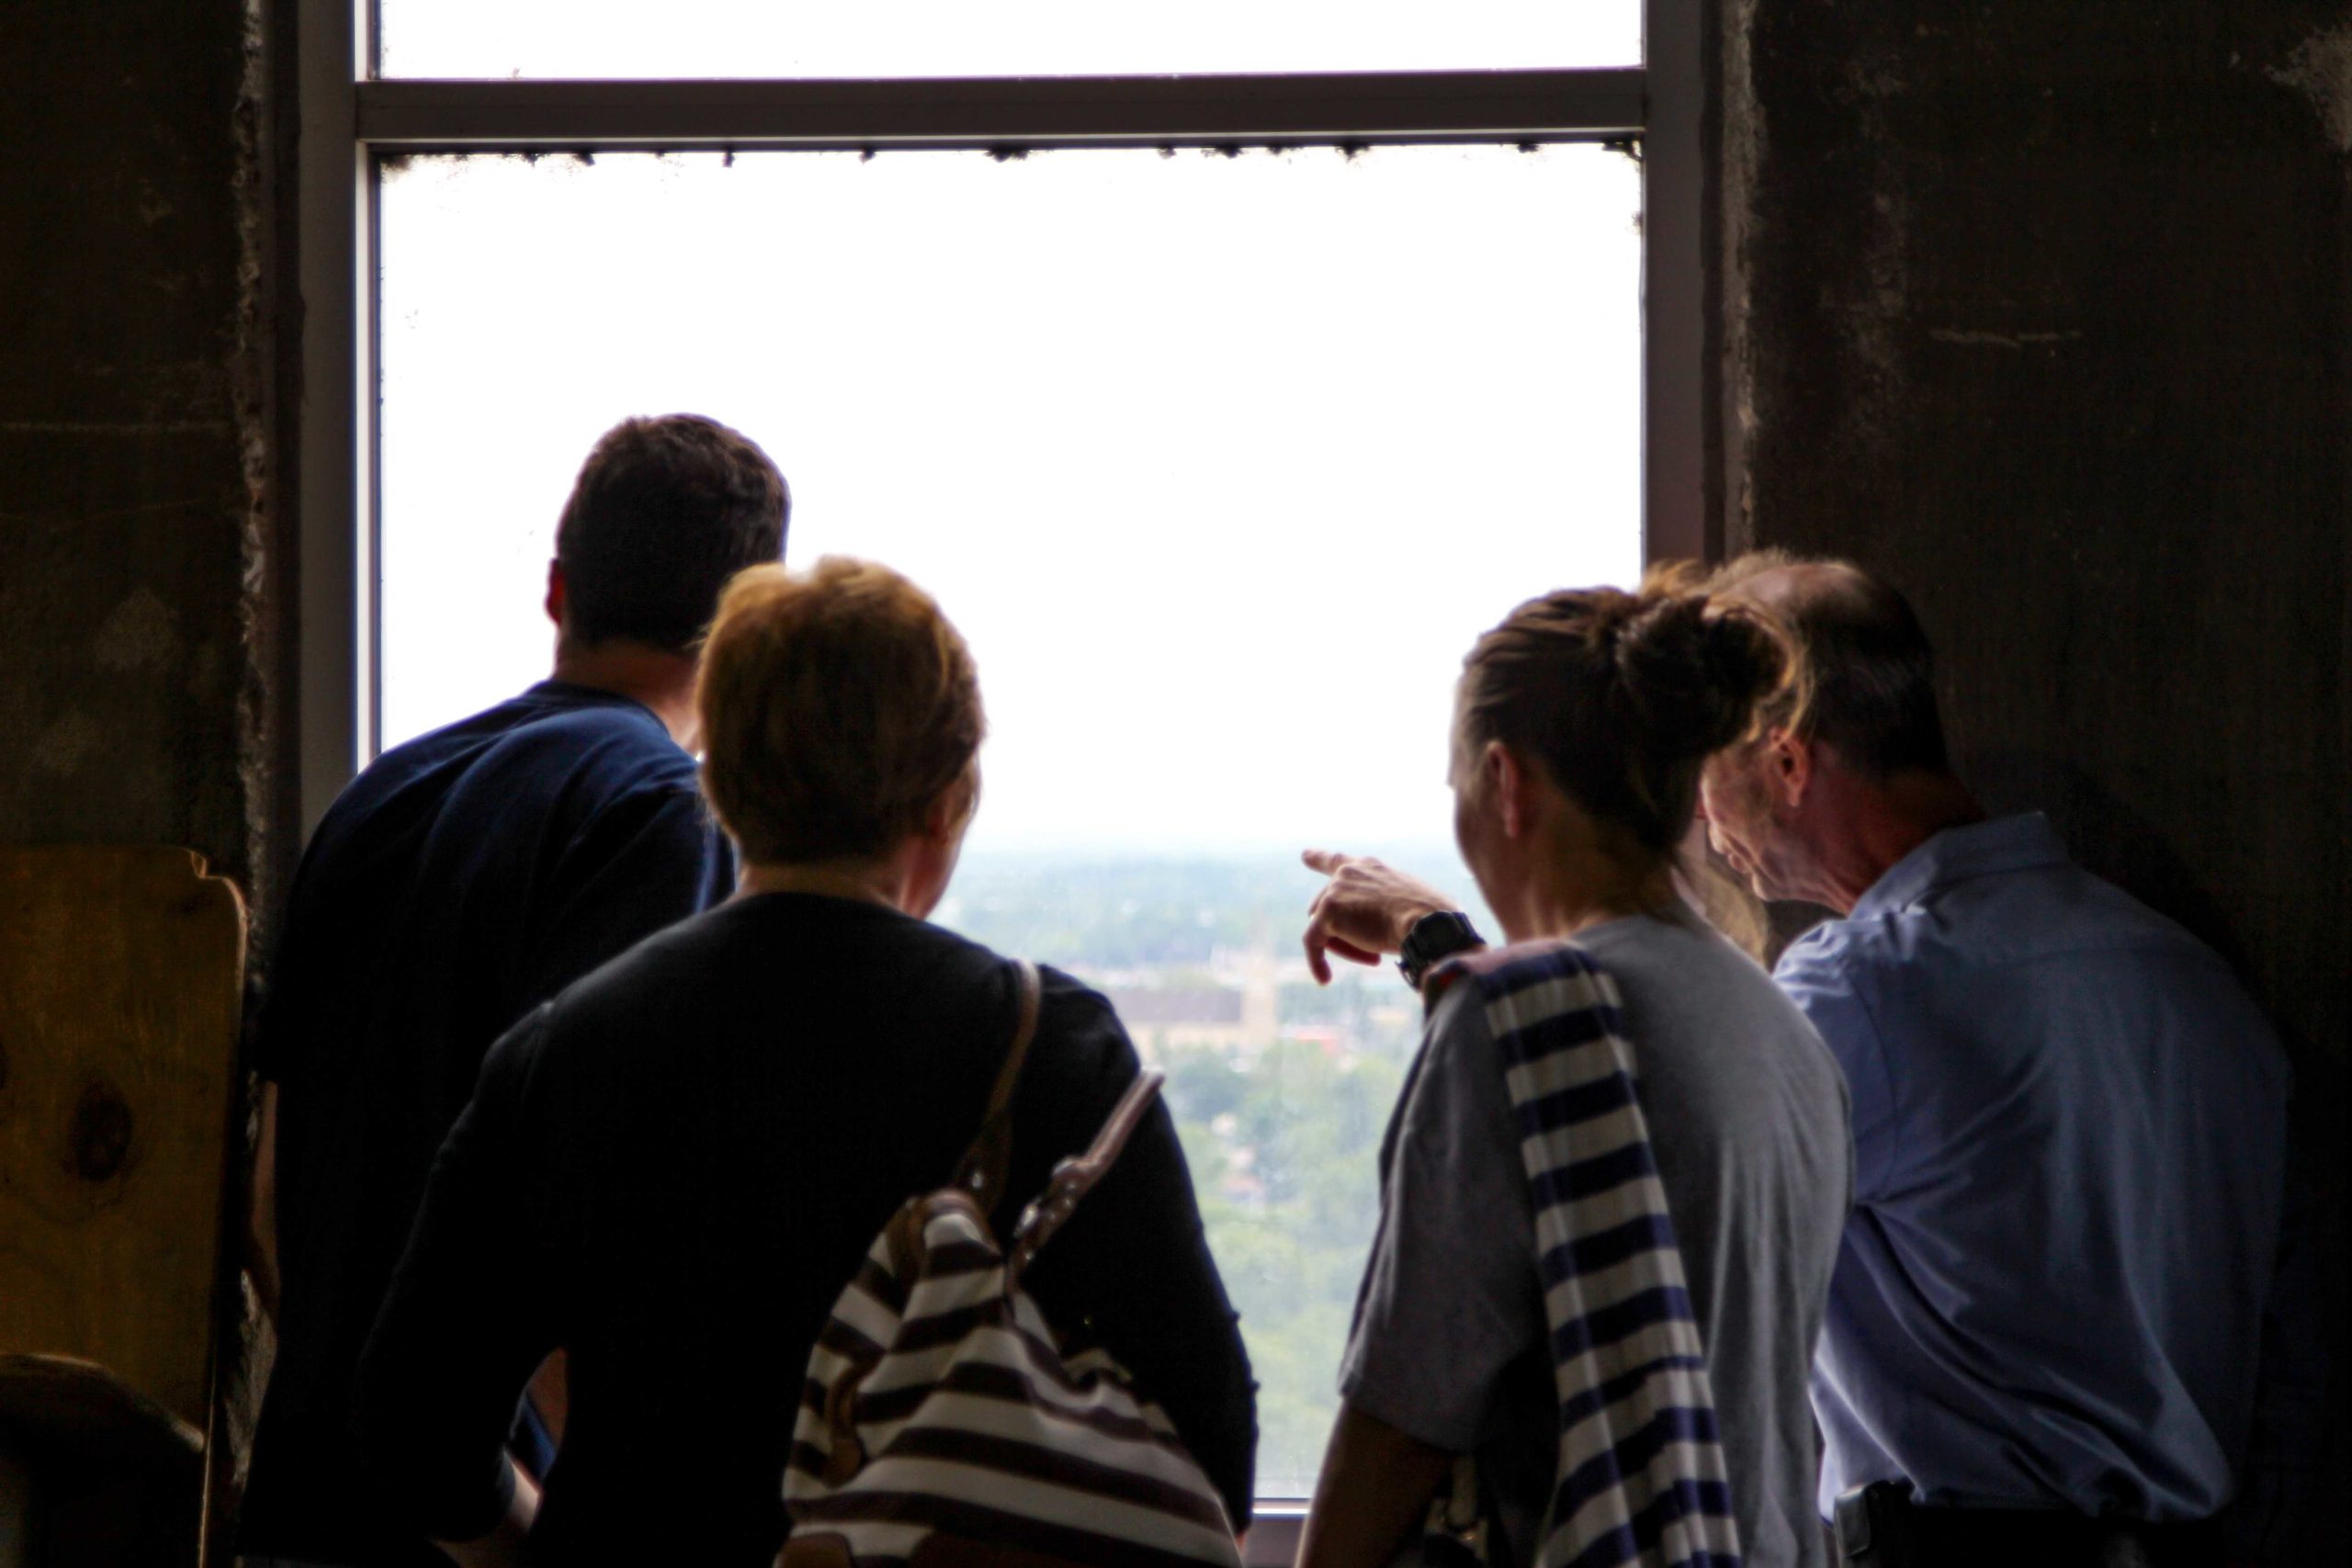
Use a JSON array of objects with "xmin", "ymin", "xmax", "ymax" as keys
[{"xmin": 1340, "ymin": 985, "xmax": 1542, "ymax": 1453}]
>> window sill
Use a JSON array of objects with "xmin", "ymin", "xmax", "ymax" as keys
[{"xmin": 1245, "ymin": 1503, "xmax": 1306, "ymax": 1568}]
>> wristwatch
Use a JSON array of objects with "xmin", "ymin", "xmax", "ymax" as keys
[{"xmin": 1396, "ymin": 910, "xmax": 1485, "ymax": 991}]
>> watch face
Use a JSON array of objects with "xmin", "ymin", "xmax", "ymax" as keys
[
  {"xmin": 1409, "ymin": 913, "xmax": 1458, "ymax": 956},
  {"xmin": 1400, "ymin": 913, "xmax": 1469, "ymax": 987}
]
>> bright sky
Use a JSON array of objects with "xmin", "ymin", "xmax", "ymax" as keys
[
  {"xmin": 379, "ymin": 2, "xmax": 1639, "ymax": 77},
  {"xmin": 379, "ymin": 143, "xmax": 1641, "ymax": 859},
  {"xmin": 379, "ymin": 145, "xmax": 1640, "ymax": 860}
]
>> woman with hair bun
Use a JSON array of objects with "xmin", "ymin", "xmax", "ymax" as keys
[{"xmin": 1297, "ymin": 579, "xmax": 1852, "ymax": 1568}]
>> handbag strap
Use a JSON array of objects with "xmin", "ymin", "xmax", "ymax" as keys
[
  {"xmin": 1007, "ymin": 1068, "xmax": 1165, "ymax": 1280},
  {"xmin": 947, "ymin": 959, "xmax": 1044, "ymax": 1214}
]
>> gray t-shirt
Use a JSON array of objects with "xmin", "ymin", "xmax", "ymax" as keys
[{"xmin": 1340, "ymin": 907, "xmax": 1852, "ymax": 1568}]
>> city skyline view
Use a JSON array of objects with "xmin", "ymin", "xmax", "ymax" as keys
[{"xmin": 941, "ymin": 850, "xmax": 1443, "ymax": 1495}]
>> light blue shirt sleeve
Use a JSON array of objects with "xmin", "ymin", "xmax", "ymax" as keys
[{"xmin": 1772, "ymin": 934, "xmax": 1898, "ymax": 1208}]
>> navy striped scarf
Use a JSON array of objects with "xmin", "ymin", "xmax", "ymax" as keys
[{"xmin": 1430, "ymin": 942, "xmax": 1741, "ymax": 1568}]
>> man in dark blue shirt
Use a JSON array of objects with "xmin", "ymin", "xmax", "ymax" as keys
[{"xmin": 240, "ymin": 414, "xmax": 788, "ymax": 1568}]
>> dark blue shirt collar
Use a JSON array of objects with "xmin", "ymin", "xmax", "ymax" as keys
[
  {"xmin": 521, "ymin": 678, "xmax": 662, "ymax": 720},
  {"xmin": 1849, "ymin": 812, "xmax": 2070, "ymax": 921}
]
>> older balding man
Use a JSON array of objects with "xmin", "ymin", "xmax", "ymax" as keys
[{"xmin": 1693, "ymin": 552, "xmax": 2300, "ymax": 1566}]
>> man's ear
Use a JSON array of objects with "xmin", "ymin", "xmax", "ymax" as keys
[
  {"xmin": 1768, "ymin": 728, "xmax": 1813, "ymax": 811},
  {"xmin": 545, "ymin": 560, "xmax": 567, "ymax": 628},
  {"xmin": 1486, "ymin": 740, "xmax": 1529, "ymax": 840}
]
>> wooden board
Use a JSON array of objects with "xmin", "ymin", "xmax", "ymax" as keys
[{"xmin": 0, "ymin": 848, "xmax": 245, "ymax": 1432}]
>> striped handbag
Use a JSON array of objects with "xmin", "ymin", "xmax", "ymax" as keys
[{"xmin": 778, "ymin": 961, "xmax": 1244, "ymax": 1568}]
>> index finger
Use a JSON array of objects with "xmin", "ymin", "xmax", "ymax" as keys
[{"xmin": 1301, "ymin": 847, "xmax": 1351, "ymax": 876}]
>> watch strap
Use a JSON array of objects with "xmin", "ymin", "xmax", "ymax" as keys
[{"xmin": 1397, "ymin": 910, "xmax": 1485, "ymax": 990}]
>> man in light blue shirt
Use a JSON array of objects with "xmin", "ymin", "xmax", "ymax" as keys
[{"xmin": 1699, "ymin": 554, "xmax": 2305, "ymax": 1564}]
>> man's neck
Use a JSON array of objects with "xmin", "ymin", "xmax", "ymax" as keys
[
  {"xmin": 549, "ymin": 637, "xmax": 700, "ymax": 750},
  {"xmin": 1806, "ymin": 770, "xmax": 1984, "ymax": 915}
]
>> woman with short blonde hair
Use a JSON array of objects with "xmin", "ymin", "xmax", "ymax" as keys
[
  {"xmin": 359, "ymin": 557, "xmax": 1256, "ymax": 1568},
  {"xmin": 700, "ymin": 557, "xmax": 986, "ymax": 870}
]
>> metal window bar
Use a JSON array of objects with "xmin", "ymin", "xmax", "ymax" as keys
[{"xmin": 355, "ymin": 69, "xmax": 1645, "ymax": 151}]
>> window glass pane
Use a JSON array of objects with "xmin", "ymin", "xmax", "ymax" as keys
[
  {"xmin": 379, "ymin": 144, "xmax": 1640, "ymax": 1496},
  {"xmin": 379, "ymin": 1, "xmax": 1641, "ymax": 78}
]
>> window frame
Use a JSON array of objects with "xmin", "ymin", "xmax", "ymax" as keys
[
  {"xmin": 291, "ymin": 0, "xmax": 1711, "ymax": 1536},
  {"xmin": 300, "ymin": 1, "xmax": 1712, "ymax": 829}
]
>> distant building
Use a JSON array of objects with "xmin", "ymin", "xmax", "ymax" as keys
[
  {"xmin": 1107, "ymin": 947, "xmax": 1279, "ymax": 1061},
  {"xmin": 1107, "ymin": 985, "xmax": 1247, "ymax": 1060}
]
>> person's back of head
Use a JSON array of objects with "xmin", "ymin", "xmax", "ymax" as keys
[
  {"xmin": 1458, "ymin": 570, "xmax": 1793, "ymax": 871},
  {"xmin": 696, "ymin": 557, "xmax": 985, "ymax": 872},
  {"xmin": 556, "ymin": 414, "xmax": 791, "ymax": 654},
  {"xmin": 1706, "ymin": 548, "xmax": 1951, "ymax": 781}
]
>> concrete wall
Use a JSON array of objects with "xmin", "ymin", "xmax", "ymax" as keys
[
  {"xmin": 0, "ymin": 0, "xmax": 281, "ymax": 896},
  {"xmin": 1729, "ymin": 0, "xmax": 2348, "ymax": 1539},
  {"xmin": 0, "ymin": 2, "xmax": 286, "ymax": 1551}
]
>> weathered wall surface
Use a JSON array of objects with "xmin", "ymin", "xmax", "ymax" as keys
[
  {"xmin": 1731, "ymin": 0, "xmax": 2348, "ymax": 1536},
  {"xmin": 0, "ymin": 2, "xmax": 285, "ymax": 1551},
  {"xmin": 0, "ymin": 1, "xmax": 273, "ymax": 891}
]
